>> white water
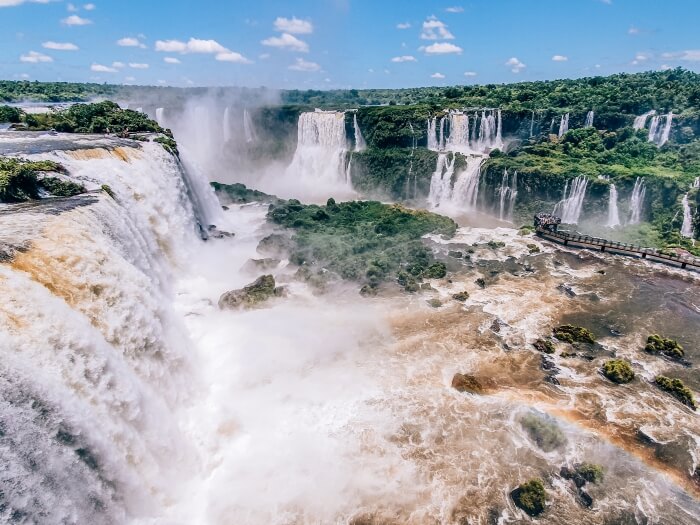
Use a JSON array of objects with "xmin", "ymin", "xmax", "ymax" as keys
[
  {"xmin": 647, "ymin": 113, "xmax": 673, "ymax": 146},
  {"xmin": 629, "ymin": 177, "xmax": 646, "ymax": 224},
  {"xmin": 223, "ymin": 107, "xmax": 232, "ymax": 144},
  {"xmin": 353, "ymin": 113, "xmax": 366, "ymax": 152},
  {"xmin": 155, "ymin": 107, "xmax": 165, "ymax": 127},
  {"xmin": 430, "ymin": 110, "xmax": 503, "ymax": 154},
  {"xmin": 681, "ymin": 193, "xmax": 694, "ymax": 238},
  {"xmin": 693, "ymin": 177, "xmax": 700, "ymax": 189},
  {"xmin": 633, "ymin": 110, "xmax": 656, "ymax": 130},
  {"xmin": 553, "ymin": 176, "xmax": 588, "ymax": 224},
  {"xmin": 558, "ymin": 113, "xmax": 569, "ymax": 138},
  {"xmin": 427, "ymin": 153, "xmax": 456, "ymax": 208},
  {"xmin": 497, "ymin": 169, "xmax": 518, "ymax": 222},
  {"xmin": 284, "ymin": 110, "xmax": 353, "ymax": 201},
  {"xmin": 404, "ymin": 122, "xmax": 417, "ymax": 199},
  {"xmin": 427, "ymin": 117, "xmax": 438, "ymax": 150},
  {"xmin": 606, "ymin": 183, "xmax": 621, "ymax": 228},
  {"xmin": 428, "ymin": 153, "xmax": 483, "ymax": 214},
  {"xmin": 584, "ymin": 111, "xmax": 594, "ymax": 128}
]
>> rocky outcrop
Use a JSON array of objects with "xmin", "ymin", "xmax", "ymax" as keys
[
  {"xmin": 510, "ymin": 478, "xmax": 546, "ymax": 517},
  {"xmin": 218, "ymin": 275, "xmax": 286, "ymax": 310}
]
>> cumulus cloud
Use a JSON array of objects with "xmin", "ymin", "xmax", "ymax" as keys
[
  {"xmin": 431, "ymin": 72, "xmax": 445, "ymax": 79},
  {"xmin": 129, "ymin": 63, "xmax": 148, "ymax": 69},
  {"xmin": 273, "ymin": 16, "xmax": 313, "ymax": 34},
  {"xmin": 661, "ymin": 49, "xmax": 700, "ymax": 61},
  {"xmin": 216, "ymin": 51, "xmax": 252, "ymax": 63},
  {"xmin": 154, "ymin": 37, "xmax": 250, "ymax": 63},
  {"xmin": 261, "ymin": 32, "xmax": 309, "ymax": 52},
  {"xmin": 117, "ymin": 37, "xmax": 146, "ymax": 48},
  {"xmin": 66, "ymin": 2, "xmax": 77, "ymax": 10},
  {"xmin": 83, "ymin": 2, "xmax": 95, "ymax": 9},
  {"xmin": 163, "ymin": 56, "xmax": 180, "ymax": 64},
  {"xmin": 391, "ymin": 55, "xmax": 416, "ymax": 63},
  {"xmin": 42, "ymin": 41, "xmax": 78, "ymax": 50},
  {"xmin": 62, "ymin": 14, "xmax": 91, "ymax": 25},
  {"xmin": 420, "ymin": 16, "xmax": 454, "ymax": 40},
  {"xmin": 445, "ymin": 6, "xmax": 464, "ymax": 12},
  {"xmin": 505, "ymin": 56, "xmax": 526, "ymax": 72},
  {"xmin": 288, "ymin": 57, "xmax": 320, "ymax": 71},
  {"xmin": 111, "ymin": 61, "xmax": 125, "ymax": 68},
  {"xmin": 552, "ymin": 54, "xmax": 568, "ymax": 62},
  {"xmin": 20, "ymin": 50, "xmax": 53, "ymax": 63},
  {"xmin": 91, "ymin": 63, "xmax": 118, "ymax": 73},
  {"xmin": 628, "ymin": 26, "xmax": 640, "ymax": 35},
  {"xmin": 464, "ymin": 71, "xmax": 477, "ymax": 77},
  {"xmin": 396, "ymin": 22, "xmax": 411, "ymax": 29},
  {"xmin": 421, "ymin": 42, "xmax": 462, "ymax": 55}
]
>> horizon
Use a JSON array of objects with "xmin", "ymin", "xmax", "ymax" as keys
[{"xmin": 1, "ymin": 0, "xmax": 699, "ymax": 90}]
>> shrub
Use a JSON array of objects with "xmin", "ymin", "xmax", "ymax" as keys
[
  {"xmin": 654, "ymin": 376, "xmax": 697, "ymax": 410},
  {"xmin": 553, "ymin": 325, "xmax": 595, "ymax": 344},
  {"xmin": 533, "ymin": 339, "xmax": 555, "ymax": 354},
  {"xmin": 644, "ymin": 335, "xmax": 684, "ymax": 360},
  {"xmin": 602, "ymin": 359, "xmax": 635, "ymax": 384},
  {"xmin": 511, "ymin": 478, "xmax": 546, "ymax": 517}
]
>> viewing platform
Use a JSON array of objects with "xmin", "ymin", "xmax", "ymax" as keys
[{"xmin": 533, "ymin": 213, "xmax": 700, "ymax": 273}]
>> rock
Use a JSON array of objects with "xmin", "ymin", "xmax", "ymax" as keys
[
  {"xmin": 557, "ymin": 283, "xmax": 577, "ymax": 297},
  {"xmin": 654, "ymin": 376, "xmax": 697, "ymax": 410},
  {"xmin": 475, "ymin": 277, "xmax": 486, "ymax": 289},
  {"xmin": 206, "ymin": 225, "xmax": 234, "ymax": 239},
  {"xmin": 448, "ymin": 250, "xmax": 463, "ymax": 258},
  {"xmin": 420, "ymin": 283, "xmax": 435, "ymax": 291},
  {"xmin": 510, "ymin": 478, "xmax": 546, "ymax": 517},
  {"xmin": 602, "ymin": 359, "xmax": 635, "ymax": 384},
  {"xmin": 452, "ymin": 291, "xmax": 469, "ymax": 302},
  {"xmin": 544, "ymin": 375, "xmax": 560, "ymax": 385},
  {"xmin": 527, "ymin": 243, "xmax": 541, "ymax": 254},
  {"xmin": 533, "ymin": 339, "xmax": 555, "ymax": 354},
  {"xmin": 218, "ymin": 275, "xmax": 284, "ymax": 310},
  {"xmin": 596, "ymin": 269, "xmax": 606, "ymax": 275},
  {"xmin": 257, "ymin": 233, "xmax": 293, "ymax": 257},
  {"xmin": 575, "ymin": 463, "xmax": 604, "ymax": 484},
  {"xmin": 451, "ymin": 373, "xmax": 486, "ymax": 394},
  {"xmin": 520, "ymin": 412, "xmax": 567, "ymax": 452},
  {"xmin": 359, "ymin": 284, "xmax": 378, "ymax": 297},
  {"xmin": 424, "ymin": 262, "xmax": 447, "ymax": 279},
  {"xmin": 577, "ymin": 489, "xmax": 593, "ymax": 508},
  {"xmin": 426, "ymin": 298, "xmax": 442, "ymax": 308},
  {"xmin": 541, "ymin": 356, "xmax": 559, "ymax": 373}
]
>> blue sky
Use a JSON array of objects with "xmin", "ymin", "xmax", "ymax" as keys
[{"xmin": 1, "ymin": 0, "xmax": 699, "ymax": 89}]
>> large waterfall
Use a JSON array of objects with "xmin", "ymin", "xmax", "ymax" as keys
[
  {"xmin": 558, "ymin": 113, "xmax": 569, "ymax": 138},
  {"xmin": 285, "ymin": 110, "xmax": 352, "ymax": 199},
  {"xmin": 633, "ymin": 110, "xmax": 656, "ymax": 130},
  {"xmin": 606, "ymin": 183, "xmax": 621, "ymax": 228},
  {"xmin": 353, "ymin": 113, "xmax": 367, "ymax": 152},
  {"xmin": 647, "ymin": 112, "xmax": 673, "ymax": 146},
  {"xmin": 553, "ymin": 176, "xmax": 588, "ymax": 224},
  {"xmin": 584, "ymin": 111, "xmax": 594, "ymax": 128},
  {"xmin": 681, "ymin": 193, "xmax": 694, "ymax": 238},
  {"xmin": 429, "ymin": 110, "xmax": 503, "ymax": 154},
  {"xmin": 497, "ymin": 169, "xmax": 518, "ymax": 221},
  {"xmin": 427, "ymin": 153, "xmax": 483, "ymax": 212},
  {"xmin": 628, "ymin": 177, "xmax": 646, "ymax": 224}
]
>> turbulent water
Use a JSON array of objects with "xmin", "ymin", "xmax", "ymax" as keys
[{"xmin": 1, "ymin": 126, "xmax": 700, "ymax": 525}]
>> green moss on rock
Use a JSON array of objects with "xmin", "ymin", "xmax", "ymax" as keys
[
  {"xmin": 0, "ymin": 157, "xmax": 81, "ymax": 202},
  {"xmin": 654, "ymin": 376, "xmax": 697, "ymax": 410},
  {"xmin": 602, "ymin": 359, "xmax": 635, "ymax": 384},
  {"xmin": 644, "ymin": 334, "xmax": 684, "ymax": 360},
  {"xmin": 511, "ymin": 478, "xmax": 547, "ymax": 517},
  {"xmin": 533, "ymin": 339, "xmax": 555, "ymax": 354},
  {"xmin": 218, "ymin": 275, "xmax": 285, "ymax": 310},
  {"xmin": 553, "ymin": 325, "xmax": 595, "ymax": 344}
]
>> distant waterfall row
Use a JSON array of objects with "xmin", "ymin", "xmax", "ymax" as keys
[
  {"xmin": 428, "ymin": 110, "xmax": 503, "ymax": 154},
  {"xmin": 153, "ymin": 106, "xmax": 259, "ymax": 146},
  {"xmin": 633, "ymin": 110, "xmax": 673, "ymax": 147}
]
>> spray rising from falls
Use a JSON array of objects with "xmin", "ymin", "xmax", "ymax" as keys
[
  {"xmin": 243, "ymin": 108, "xmax": 257, "ymax": 144},
  {"xmin": 155, "ymin": 107, "xmax": 165, "ymax": 127},
  {"xmin": 584, "ymin": 111, "xmax": 594, "ymax": 128},
  {"xmin": 558, "ymin": 113, "xmax": 570, "ymax": 138},
  {"xmin": 497, "ymin": 169, "xmax": 518, "ymax": 222},
  {"xmin": 553, "ymin": 176, "xmax": 588, "ymax": 224},
  {"xmin": 628, "ymin": 177, "xmax": 646, "ymax": 225},
  {"xmin": 606, "ymin": 183, "xmax": 621, "ymax": 228},
  {"xmin": 681, "ymin": 193, "xmax": 695, "ymax": 238},
  {"xmin": 223, "ymin": 107, "xmax": 232, "ymax": 144}
]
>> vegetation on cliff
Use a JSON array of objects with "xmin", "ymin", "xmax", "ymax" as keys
[
  {"xmin": 0, "ymin": 157, "xmax": 84, "ymax": 203},
  {"xmin": 266, "ymin": 198, "xmax": 456, "ymax": 292}
]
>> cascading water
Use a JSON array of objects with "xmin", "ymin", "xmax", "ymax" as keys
[
  {"xmin": 680, "ymin": 193, "xmax": 694, "ymax": 238},
  {"xmin": 553, "ymin": 176, "xmax": 588, "ymax": 224},
  {"xmin": 584, "ymin": 111, "xmax": 594, "ymax": 128},
  {"xmin": 285, "ymin": 110, "xmax": 351, "ymax": 199},
  {"xmin": 558, "ymin": 113, "xmax": 570, "ymax": 138},
  {"xmin": 427, "ymin": 153, "xmax": 456, "ymax": 208},
  {"xmin": 427, "ymin": 117, "xmax": 438, "ymax": 150},
  {"xmin": 497, "ymin": 169, "xmax": 518, "ymax": 221},
  {"xmin": 529, "ymin": 110, "xmax": 536, "ymax": 137},
  {"xmin": 243, "ymin": 108, "xmax": 257, "ymax": 144},
  {"xmin": 633, "ymin": 110, "xmax": 656, "ymax": 130},
  {"xmin": 628, "ymin": 177, "xmax": 646, "ymax": 224},
  {"xmin": 404, "ymin": 122, "xmax": 417, "ymax": 200},
  {"xmin": 353, "ymin": 113, "xmax": 366, "ymax": 152},
  {"xmin": 647, "ymin": 113, "xmax": 672, "ymax": 146},
  {"xmin": 606, "ymin": 183, "xmax": 621, "ymax": 228},
  {"xmin": 444, "ymin": 110, "xmax": 503, "ymax": 154},
  {"xmin": 659, "ymin": 112, "xmax": 673, "ymax": 146},
  {"xmin": 438, "ymin": 116, "xmax": 446, "ymax": 151}
]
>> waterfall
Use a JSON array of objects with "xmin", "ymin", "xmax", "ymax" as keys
[
  {"xmin": 497, "ymin": 169, "xmax": 518, "ymax": 221},
  {"xmin": 427, "ymin": 153, "xmax": 455, "ymax": 208},
  {"xmin": 243, "ymin": 108, "xmax": 257, "ymax": 144},
  {"xmin": 606, "ymin": 184, "xmax": 621, "ymax": 228},
  {"xmin": 659, "ymin": 112, "xmax": 673, "ymax": 146},
  {"xmin": 445, "ymin": 109, "xmax": 502, "ymax": 154},
  {"xmin": 628, "ymin": 177, "xmax": 646, "ymax": 224},
  {"xmin": 223, "ymin": 107, "xmax": 231, "ymax": 144},
  {"xmin": 427, "ymin": 117, "xmax": 438, "ymax": 150},
  {"xmin": 450, "ymin": 156, "xmax": 483, "ymax": 211},
  {"xmin": 558, "ymin": 113, "xmax": 570, "ymax": 138},
  {"xmin": 155, "ymin": 107, "xmax": 165, "ymax": 127},
  {"xmin": 693, "ymin": 177, "xmax": 700, "ymax": 189},
  {"xmin": 529, "ymin": 110, "xmax": 535, "ymax": 137},
  {"xmin": 633, "ymin": 110, "xmax": 656, "ymax": 130},
  {"xmin": 404, "ymin": 122, "xmax": 417, "ymax": 200},
  {"xmin": 438, "ymin": 116, "xmax": 446, "ymax": 150},
  {"xmin": 648, "ymin": 115, "xmax": 660, "ymax": 143},
  {"xmin": 286, "ymin": 110, "xmax": 351, "ymax": 195},
  {"xmin": 446, "ymin": 111, "xmax": 470, "ymax": 153},
  {"xmin": 428, "ymin": 153, "xmax": 483, "ymax": 213},
  {"xmin": 553, "ymin": 176, "xmax": 588, "ymax": 224},
  {"xmin": 681, "ymin": 194, "xmax": 694, "ymax": 238},
  {"xmin": 647, "ymin": 113, "xmax": 672, "ymax": 146},
  {"xmin": 585, "ymin": 111, "xmax": 594, "ymax": 128},
  {"xmin": 353, "ymin": 113, "xmax": 367, "ymax": 152}
]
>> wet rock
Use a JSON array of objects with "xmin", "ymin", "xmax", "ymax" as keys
[
  {"xmin": 475, "ymin": 277, "xmax": 486, "ymax": 289},
  {"xmin": 541, "ymin": 356, "xmax": 559, "ymax": 373},
  {"xmin": 521, "ymin": 412, "xmax": 567, "ymax": 452},
  {"xmin": 527, "ymin": 243, "xmax": 541, "ymax": 254},
  {"xmin": 448, "ymin": 250, "xmax": 463, "ymax": 258},
  {"xmin": 533, "ymin": 339, "xmax": 555, "ymax": 354},
  {"xmin": 452, "ymin": 291, "xmax": 469, "ymax": 302},
  {"xmin": 654, "ymin": 376, "xmax": 697, "ymax": 410},
  {"xmin": 451, "ymin": 373, "xmax": 486, "ymax": 394},
  {"xmin": 644, "ymin": 334, "xmax": 685, "ymax": 360},
  {"xmin": 557, "ymin": 283, "xmax": 577, "ymax": 297},
  {"xmin": 510, "ymin": 478, "xmax": 546, "ymax": 517},
  {"xmin": 596, "ymin": 269, "xmax": 606, "ymax": 275},
  {"xmin": 426, "ymin": 298, "xmax": 443, "ymax": 308},
  {"xmin": 257, "ymin": 233, "xmax": 293, "ymax": 257},
  {"xmin": 207, "ymin": 224, "xmax": 234, "ymax": 239},
  {"xmin": 636, "ymin": 428, "xmax": 660, "ymax": 446},
  {"xmin": 577, "ymin": 489, "xmax": 593, "ymax": 508},
  {"xmin": 218, "ymin": 275, "xmax": 285, "ymax": 310},
  {"xmin": 490, "ymin": 319, "xmax": 503, "ymax": 333},
  {"xmin": 553, "ymin": 325, "xmax": 596, "ymax": 344},
  {"xmin": 420, "ymin": 283, "xmax": 435, "ymax": 291},
  {"xmin": 544, "ymin": 375, "xmax": 560, "ymax": 385}
]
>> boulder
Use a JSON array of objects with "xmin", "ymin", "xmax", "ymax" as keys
[
  {"xmin": 451, "ymin": 373, "xmax": 488, "ymax": 394},
  {"xmin": 510, "ymin": 478, "xmax": 546, "ymax": 517},
  {"xmin": 533, "ymin": 339, "xmax": 555, "ymax": 354},
  {"xmin": 452, "ymin": 291, "xmax": 469, "ymax": 302},
  {"xmin": 218, "ymin": 275, "xmax": 285, "ymax": 310}
]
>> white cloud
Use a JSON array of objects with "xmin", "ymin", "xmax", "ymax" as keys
[
  {"xmin": 552, "ymin": 54, "xmax": 568, "ymax": 62},
  {"xmin": 431, "ymin": 72, "xmax": 445, "ymax": 79},
  {"xmin": 505, "ymin": 57, "xmax": 526, "ymax": 73},
  {"xmin": 125, "ymin": 76, "xmax": 136, "ymax": 82},
  {"xmin": 91, "ymin": 63, "xmax": 118, "ymax": 73},
  {"xmin": 66, "ymin": 2, "xmax": 77, "ymax": 11},
  {"xmin": 445, "ymin": 6, "xmax": 464, "ymax": 13},
  {"xmin": 117, "ymin": 37, "xmax": 146, "ymax": 48},
  {"xmin": 273, "ymin": 16, "xmax": 313, "ymax": 34},
  {"xmin": 18, "ymin": 73, "xmax": 30, "ymax": 79},
  {"xmin": 421, "ymin": 42, "xmax": 462, "ymax": 55},
  {"xmin": 164, "ymin": 56, "xmax": 180, "ymax": 64},
  {"xmin": 215, "ymin": 51, "xmax": 252, "ymax": 63},
  {"xmin": 155, "ymin": 39, "xmax": 187, "ymax": 53},
  {"xmin": 464, "ymin": 71, "xmax": 477, "ymax": 77},
  {"xmin": 288, "ymin": 57, "xmax": 320, "ymax": 71},
  {"xmin": 396, "ymin": 22, "xmax": 411, "ymax": 29},
  {"xmin": 20, "ymin": 50, "xmax": 53, "ymax": 63},
  {"xmin": 391, "ymin": 55, "xmax": 416, "ymax": 63},
  {"xmin": 155, "ymin": 37, "xmax": 229, "ymax": 54},
  {"xmin": 420, "ymin": 16, "xmax": 454, "ymax": 40},
  {"xmin": 660, "ymin": 64, "xmax": 672, "ymax": 71},
  {"xmin": 42, "ymin": 41, "xmax": 78, "ymax": 51},
  {"xmin": 111, "ymin": 61, "xmax": 125, "ymax": 68},
  {"xmin": 628, "ymin": 26, "xmax": 640, "ymax": 35},
  {"xmin": 0, "ymin": 0, "xmax": 53, "ymax": 7},
  {"xmin": 661, "ymin": 49, "xmax": 700, "ymax": 61},
  {"xmin": 83, "ymin": 3, "xmax": 95, "ymax": 9},
  {"xmin": 129, "ymin": 63, "xmax": 148, "ymax": 69},
  {"xmin": 62, "ymin": 14, "xmax": 91, "ymax": 25},
  {"xmin": 261, "ymin": 32, "xmax": 309, "ymax": 52}
]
